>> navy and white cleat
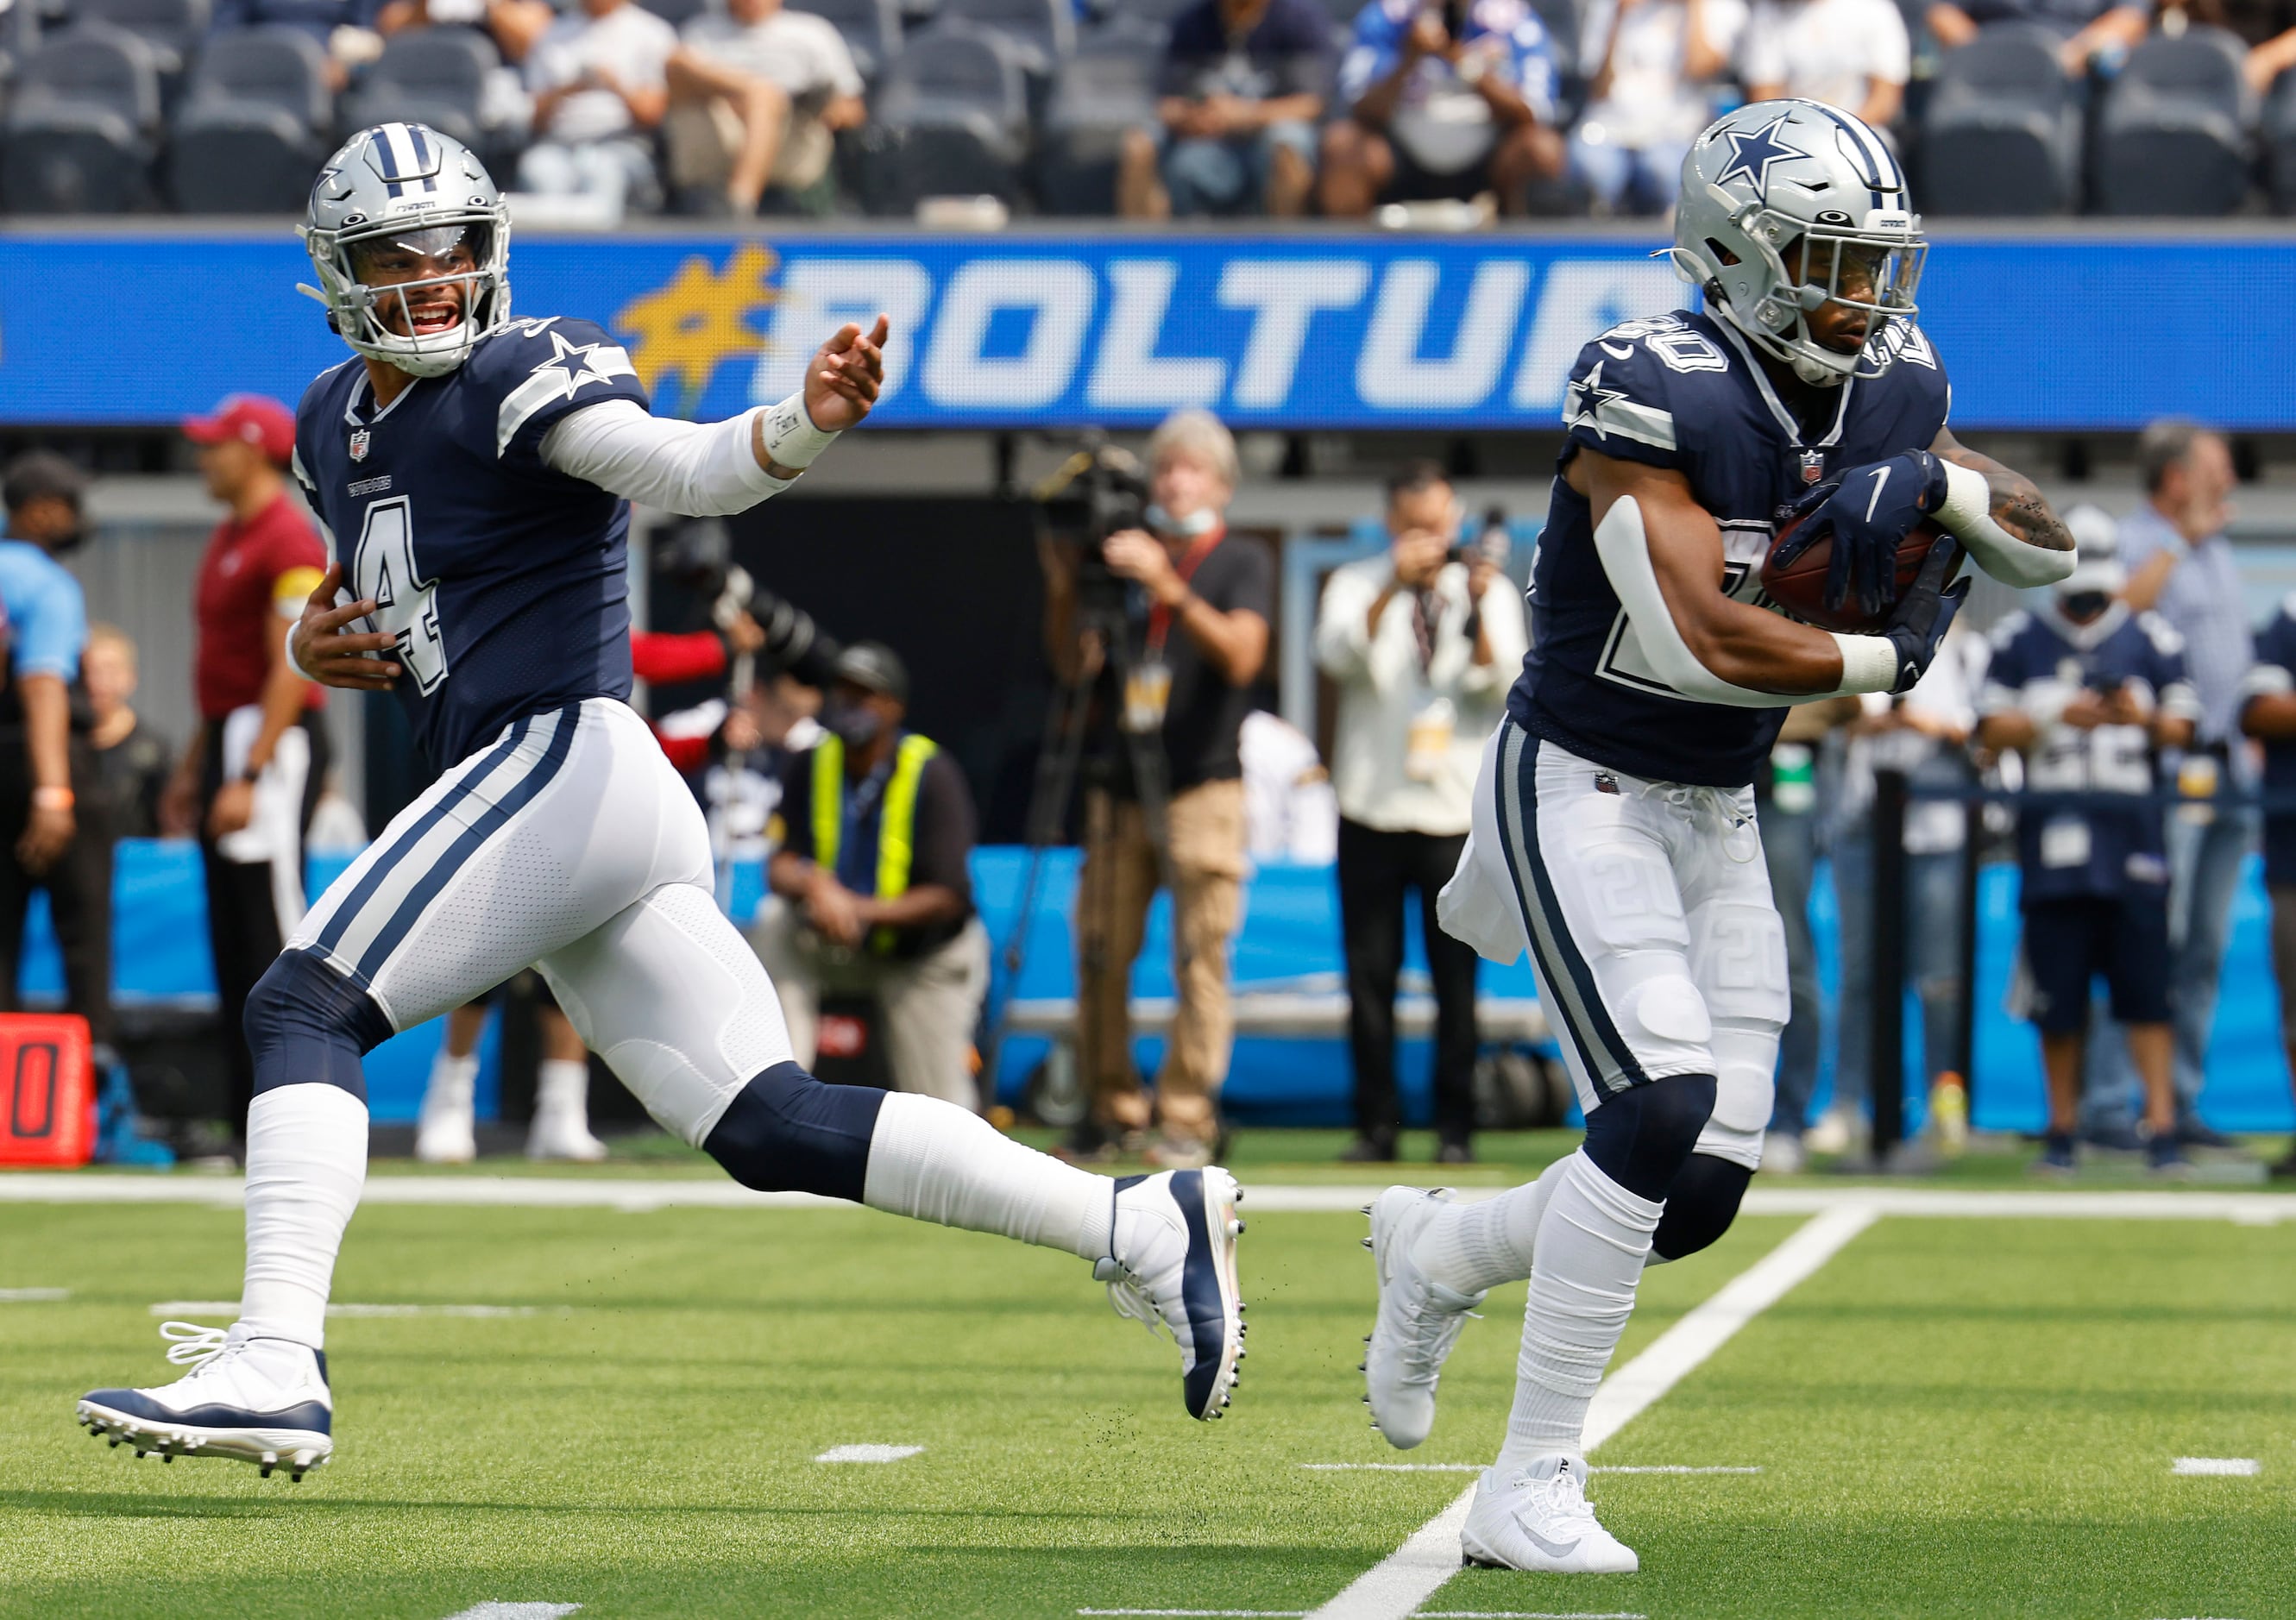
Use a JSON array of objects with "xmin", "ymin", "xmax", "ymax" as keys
[
  {"xmin": 77, "ymin": 1322, "xmax": 333, "ymax": 1481},
  {"xmin": 1098, "ymin": 1168, "xmax": 1247, "ymax": 1421},
  {"xmin": 1363, "ymin": 1186, "xmax": 1485, "ymax": 1450}
]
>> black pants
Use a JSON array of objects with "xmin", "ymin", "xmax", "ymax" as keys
[
  {"xmin": 200, "ymin": 711, "xmax": 330, "ymax": 1133},
  {"xmin": 0, "ymin": 734, "xmax": 114, "ymax": 1050},
  {"xmin": 1337, "ymin": 817, "xmax": 1478, "ymax": 1147}
]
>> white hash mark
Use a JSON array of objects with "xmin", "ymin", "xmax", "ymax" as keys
[{"xmin": 814, "ymin": 1444, "xmax": 924, "ymax": 1464}]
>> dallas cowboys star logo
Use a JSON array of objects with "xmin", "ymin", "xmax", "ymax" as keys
[
  {"xmin": 1715, "ymin": 113, "xmax": 1807, "ymax": 195},
  {"xmin": 532, "ymin": 330, "xmax": 628, "ymax": 397},
  {"xmin": 1565, "ymin": 361, "xmax": 1627, "ymax": 438}
]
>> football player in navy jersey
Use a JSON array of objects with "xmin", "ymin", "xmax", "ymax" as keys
[
  {"xmin": 76, "ymin": 123, "xmax": 1245, "ymax": 1480},
  {"xmin": 1356, "ymin": 100, "xmax": 2079, "ymax": 1572}
]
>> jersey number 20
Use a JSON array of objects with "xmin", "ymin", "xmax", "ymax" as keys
[{"xmin": 353, "ymin": 498, "xmax": 449, "ymax": 694}]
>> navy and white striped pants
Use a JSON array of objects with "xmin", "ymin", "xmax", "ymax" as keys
[
  {"xmin": 290, "ymin": 698, "xmax": 796, "ymax": 1145},
  {"xmin": 1444, "ymin": 719, "xmax": 1787, "ymax": 1171}
]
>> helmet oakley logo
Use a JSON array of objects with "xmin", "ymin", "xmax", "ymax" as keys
[
  {"xmin": 1715, "ymin": 114, "xmax": 1808, "ymax": 195},
  {"xmin": 349, "ymin": 429, "xmax": 371, "ymax": 462},
  {"xmin": 1815, "ymin": 209, "xmax": 1854, "ymax": 227}
]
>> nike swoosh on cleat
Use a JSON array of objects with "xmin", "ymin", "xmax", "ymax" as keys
[{"xmin": 1517, "ymin": 1522, "xmax": 1582, "ymax": 1560}]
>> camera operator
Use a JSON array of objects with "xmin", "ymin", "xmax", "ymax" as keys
[{"xmin": 1039, "ymin": 409, "xmax": 1272, "ymax": 1168}]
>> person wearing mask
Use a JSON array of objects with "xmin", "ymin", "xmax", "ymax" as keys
[
  {"xmin": 84, "ymin": 626, "xmax": 174, "ymax": 841},
  {"xmin": 1039, "ymin": 410, "xmax": 1273, "ymax": 1168},
  {"xmin": 2114, "ymin": 419, "xmax": 2249, "ymax": 1151},
  {"xmin": 162, "ymin": 395, "xmax": 330, "ymax": 1143},
  {"xmin": 0, "ymin": 452, "xmax": 113, "ymax": 1058},
  {"xmin": 2237, "ymin": 597, "xmax": 2296, "ymax": 1180},
  {"xmin": 754, "ymin": 643, "xmax": 987, "ymax": 1108},
  {"xmin": 1314, "ymin": 462, "xmax": 1525, "ymax": 1165},
  {"xmin": 1978, "ymin": 531, "xmax": 2198, "ymax": 1174}
]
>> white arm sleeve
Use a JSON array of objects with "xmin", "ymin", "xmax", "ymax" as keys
[
  {"xmin": 1937, "ymin": 460, "xmax": 2077, "ymax": 588},
  {"xmin": 540, "ymin": 399, "xmax": 790, "ymax": 516},
  {"xmin": 1592, "ymin": 495, "xmax": 1900, "ymax": 706}
]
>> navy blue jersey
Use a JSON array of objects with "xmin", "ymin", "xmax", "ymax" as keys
[
  {"xmin": 1978, "ymin": 603, "xmax": 2196, "ymax": 902},
  {"xmin": 1507, "ymin": 309, "xmax": 1953, "ymax": 788},
  {"xmin": 2243, "ymin": 599, "xmax": 2296, "ymax": 886},
  {"xmin": 291, "ymin": 316, "xmax": 649, "ymax": 767}
]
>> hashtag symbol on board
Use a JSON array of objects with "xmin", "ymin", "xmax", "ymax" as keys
[{"xmin": 613, "ymin": 242, "xmax": 781, "ymax": 418}]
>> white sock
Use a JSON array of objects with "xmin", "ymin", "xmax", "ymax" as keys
[
  {"xmin": 1494, "ymin": 1149, "xmax": 1661, "ymax": 1470},
  {"xmin": 422, "ymin": 1051, "xmax": 477, "ymax": 1120},
  {"xmin": 862, "ymin": 1091, "xmax": 1114, "ymax": 1260},
  {"xmin": 536, "ymin": 1058, "xmax": 590, "ymax": 1115},
  {"xmin": 239, "ymin": 1084, "xmax": 368, "ymax": 1351},
  {"xmin": 1414, "ymin": 1156, "xmax": 1569, "ymax": 1295}
]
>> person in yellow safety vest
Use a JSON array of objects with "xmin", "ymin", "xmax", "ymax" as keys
[{"xmin": 752, "ymin": 641, "xmax": 991, "ymax": 1109}]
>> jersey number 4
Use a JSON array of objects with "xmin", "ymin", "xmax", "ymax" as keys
[{"xmin": 353, "ymin": 498, "xmax": 449, "ymax": 694}]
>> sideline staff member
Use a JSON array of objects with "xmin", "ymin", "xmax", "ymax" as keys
[
  {"xmin": 1040, "ymin": 409, "xmax": 1272, "ymax": 1169},
  {"xmin": 160, "ymin": 395, "xmax": 330, "ymax": 1138},
  {"xmin": 0, "ymin": 452, "xmax": 113, "ymax": 1052},
  {"xmin": 756, "ymin": 643, "xmax": 987, "ymax": 1108}
]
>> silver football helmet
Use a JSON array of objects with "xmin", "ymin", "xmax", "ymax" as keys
[
  {"xmin": 1670, "ymin": 100, "xmax": 1924, "ymax": 388},
  {"xmin": 298, "ymin": 122, "xmax": 512, "ymax": 379}
]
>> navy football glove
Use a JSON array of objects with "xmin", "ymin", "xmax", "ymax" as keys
[
  {"xmin": 1773, "ymin": 449, "xmax": 1952, "ymax": 619},
  {"xmin": 1880, "ymin": 534, "xmax": 1971, "ymax": 694}
]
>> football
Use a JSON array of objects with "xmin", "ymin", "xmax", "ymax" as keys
[{"xmin": 1759, "ymin": 514, "xmax": 1961, "ymax": 633}]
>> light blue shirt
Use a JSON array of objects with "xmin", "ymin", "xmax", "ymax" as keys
[
  {"xmin": 2115, "ymin": 501, "xmax": 2251, "ymax": 750},
  {"xmin": 0, "ymin": 536, "xmax": 89, "ymax": 681}
]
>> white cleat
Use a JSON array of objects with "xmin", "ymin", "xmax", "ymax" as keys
[
  {"xmin": 525, "ymin": 1105, "xmax": 607, "ymax": 1164},
  {"xmin": 1461, "ymin": 1453, "xmax": 1639, "ymax": 1573},
  {"xmin": 76, "ymin": 1322, "xmax": 334, "ymax": 1481},
  {"xmin": 1362, "ymin": 1186, "xmax": 1485, "ymax": 1450},
  {"xmin": 1098, "ymin": 1167, "xmax": 1247, "ymax": 1421},
  {"xmin": 415, "ymin": 1066, "xmax": 477, "ymax": 1165}
]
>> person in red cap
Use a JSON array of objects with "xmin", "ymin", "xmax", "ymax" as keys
[{"xmin": 163, "ymin": 394, "xmax": 330, "ymax": 1145}]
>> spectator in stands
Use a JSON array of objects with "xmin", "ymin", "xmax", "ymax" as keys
[
  {"xmin": 519, "ymin": 0, "xmax": 676, "ymax": 214},
  {"xmin": 375, "ymin": 0, "xmax": 554, "ymax": 63},
  {"xmin": 212, "ymin": 0, "xmax": 385, "ymax": 91},
  {"xmin": 0, "ymin": 453, "xmax": 114, "ymax": 1062},
  {"xmin": 1314, "ymin": 462, "xmax": 1525, "ymax": 1165},
  {"xmin": 754, "ymin": 643, "xmax": 989, "ymax": 1108},
  {"xmin": 1756, "ymin": 696, "xmax": 1857, "ymax": 1173},
  {"xmin": 1739, "ymin": 0, "xmax": 1909, "ymax": 132},
  {"xmin": 666, "ymin": 0, "xmax": 868, "ymax": 217},
  {"xmin": 2238, "ymin": 598, "xmax": 2296, "ymax": 1180},
  {"xmin": 1570, "ymin": 0, "xmax": 1746, "ymax": 217},
  {"xmin": 1117, "ymin": 0, "xmax": 1333, "ymax": 220},
  {"xmin": 163, "ymin": 396, "xmax": 329, "ymax": 1143},
  {"xmin": 1922, "ymin": 0, "xmax": 2145, "ymax": 75},
  {"xmin": 1038, "ymin": 410, "xmax": 1272, "ymax": 1169},
  {"xmin": 1320, "ymin": 0, "xmax": 1568, "ymax": 217},
  {"xmin": 2117, "ymin": 418, "xmax": 2249, "ymax": 1150},
  {"xmin": 1979, "ymin": 531, "xmax": 2198, "ymax": 1174},
  {"xmin": 83, "ymin": 626, "xmax": 173, "ymax": 842}
]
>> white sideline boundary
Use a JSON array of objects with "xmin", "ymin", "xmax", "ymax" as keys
[
  {"xmin": 1304, "ymin": 1206, "xmax": 1878, "ymax": 1620},
  {"xmin": 1, "ymin": 1175, "xmax": 2293, "ymax": 1221}
]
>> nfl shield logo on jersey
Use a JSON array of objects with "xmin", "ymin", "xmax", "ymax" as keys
[{"xmin": 349, "ymin": 429, "xmax": 371, "ymax": 462}]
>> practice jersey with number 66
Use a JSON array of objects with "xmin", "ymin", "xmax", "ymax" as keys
[{"xmin": 291, "ymin": 314, "xmax": 651, "ymax": 766}]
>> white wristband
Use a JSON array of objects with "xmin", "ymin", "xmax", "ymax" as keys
[
  {"xmin": 1830, "ymin": 632, "xmax": 1902, "ymax": 695},
  {"xmin": 1934, "ymin": 459, "xmax": 2074, "ymax": 588},
  {"xmin": 759, "ymin": 392, "xmax": 840, "ymax": 472}
]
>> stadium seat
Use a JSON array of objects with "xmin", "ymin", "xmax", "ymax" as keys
[
  {"xmin": 2265, "ymin": 66, "xmax": 2296, "ymax": 211},
  {"xmin": 634, "ymin": 0, "xmax": 707, "ymax": 26},
  {"xmin": 342, "ymin": 27, "xmax": 498, "ymax": 160},
  {"xmin": 2093, "ymin": 28, "xmax": 2253, "ymax": 216},
  {"xmin": 71, "ymin": 0, "xmax": 208, "ymax": 76},
  {"xmin": 167, "ymin": 27, "xmax": 331, "ymax": 212},
  {"xmin": 788, "ymin": 0, "xmax": 904, "ymax": 82},
  {"xmin": 936, "ymin": 0, "xmax": 1072, "ymax": 78},
  {"xmin": 1920, "ymin": 25, "xmax": 2078, "ymax": 216},
  {"xmin": 1035, "ymin": 16, "xmax": 1159, "ymax": 215},
  {"xmin": 859, "ymin": 21, "xmax": 1030, "ymax": 212},
  {"xmin": 1, "ymin": 25, "xmax": 161, "ymax": 212}
]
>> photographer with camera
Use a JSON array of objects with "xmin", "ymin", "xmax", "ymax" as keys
[
  {"xmin": 1315, "ymin": 462, "xmax": 1524, "ymax": 1165},
  {"xmin": 1038, "ymin": 410, "xmax": 1272, "ymax": 1168}
]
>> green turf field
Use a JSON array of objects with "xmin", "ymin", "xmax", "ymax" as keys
[{"xmin": 1, "ymin": 1163, "xmax": 2290, "ymax": 1618}]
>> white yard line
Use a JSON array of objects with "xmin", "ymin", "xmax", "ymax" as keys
[
  {"xmin": 438, "ymin": 1605, "xmax": 582, "ymax": 1620},
  {"xmin": 814, "ymin": 1444, "xmax": 923, "ymax": 1463},
  {"xmin": 0, "ymin": 1287, "xmax": 67, "ymax": 1302},
  {"xmin": 1305, "ymin": 1205, "xmax": 1878, "ymax": 1620},
  {"xmin": 2171, "ymin": 1458, "xmax": 2260, "ymax": 1476},
  {"xmin": 150, "ymin": 1300, "xmax": 539, "ymax": 1318},
  {"xmin": 1, "ymin": 1175, "xmax": 2292, "ymax": 1221}
]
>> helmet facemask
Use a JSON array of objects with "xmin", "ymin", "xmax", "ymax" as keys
[{"xmin": 301, "ymin": 212, "xmax": 512, "ymax": 380}]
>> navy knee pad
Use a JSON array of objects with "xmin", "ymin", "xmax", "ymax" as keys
[
  {"xmin": 245, "ymin": 948, "xmax": 394, "ymax": 1103},
  {"xmin": 1651, "ymin": 1153, "xmax": 1752, "ymax": 1262},
  {"xmin": 1582, "ymin": 1072, "xmax": 1718, "ymax": 1202},
  {"xmin": 703, "ymin": 1062, "xmax": 888, "ymax": 1203}
]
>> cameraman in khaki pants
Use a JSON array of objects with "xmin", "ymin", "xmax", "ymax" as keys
[{"xmin": 1038, "ymin": 411, "xmax": 1273, "ymax": 1168}]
